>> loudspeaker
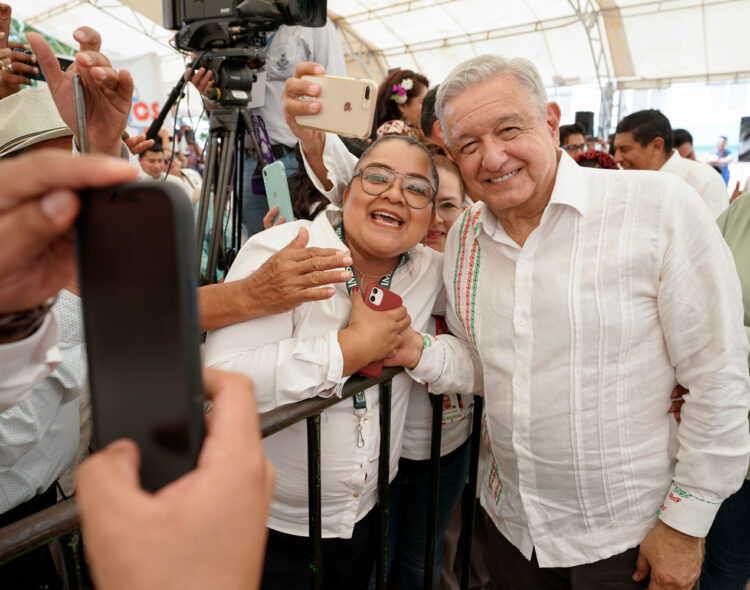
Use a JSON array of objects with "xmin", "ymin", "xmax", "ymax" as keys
[{"xmin": 575, "ymin": 111, "xmax": 594, "ymax": 137}]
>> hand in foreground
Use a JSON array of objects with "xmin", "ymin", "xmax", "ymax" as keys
[
  {"xmin": 667, "ymin": 384, "xmax": 688, "ymax": 423},
  {"xmin": 282, "ymin": 62, "xmax": 327, "ymax": 153},
  {"xmin": 0, "ymin": 150, "xmax": 138, "ymax": 313},
  {"xmin": 76, "ymin": 368, "xmax": 275, "ymax": 590},
  {"xmin": 243, "ymin": 226, "xmax": 352, "ymax": 314},
  {"xmin": 383, "ymin": 326, "xmax": 424, "ymax": 370},
  {"xmin": 198, "ymin": 227, "xmax": 352, "ymax": 332},
  {"xmin": 0, "ymin": 41, "xmax": 38, "ymax": 98},
  {"xmin": 28, "ymin": 27, "xmax": 132, "ymax": 157},
  {"xmin": 632, "ymin": 520, "xmax": 703, "ymax": 590},
  {"xmin": 338, "ymin": 288, "xmax": 411, "ymax": 376}
]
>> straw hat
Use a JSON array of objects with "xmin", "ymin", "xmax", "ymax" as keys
[{"xmin": 0, "ymin": 87, "xmax": 72, "ymax": 158}]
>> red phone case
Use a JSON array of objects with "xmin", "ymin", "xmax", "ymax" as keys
[{"xmin": 359, "ymin": 284, "xmax": 403, "ymax": 378}]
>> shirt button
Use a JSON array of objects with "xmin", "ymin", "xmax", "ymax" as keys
[
  {"xmin": 353, "ymin": 493, "xmax": 359, "ymax": 498},
  {"xmin": 516, "ymin": 317, "xmax": 525, "ymax": 328}
]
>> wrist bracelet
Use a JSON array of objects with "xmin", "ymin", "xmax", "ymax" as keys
[{"xmin": 0, "ymin": 298, "xmax": 55, "ymax": 343}]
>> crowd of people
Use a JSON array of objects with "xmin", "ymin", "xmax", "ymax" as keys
[{"xmin": 0, "ymin": 14, "xmax": 748, "ymax": 590}]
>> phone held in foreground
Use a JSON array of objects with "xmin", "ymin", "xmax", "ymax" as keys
[
  {"xmin": 295, "ymin": 74, "xmax": 378, "ymax": 139},
  {"xmin": 359, "ymin": 284, "xmax": 403, "ymax": 379},
  {"xmin": 262, "ymin": 160, "xmax": 294, "ymax": 225},
  {"xmin": 76, "ymin": 181, "xmax": 205, "ymax": 492}
]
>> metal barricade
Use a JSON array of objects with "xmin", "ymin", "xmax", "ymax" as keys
[{"xmin": 0, "ymin": 367, "xmax": 483, "ymax": 590}]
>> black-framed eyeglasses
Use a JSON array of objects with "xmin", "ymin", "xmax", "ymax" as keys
[{"xmin": 352, "ymin": 165, "xmax": 435, "ymax": 210}]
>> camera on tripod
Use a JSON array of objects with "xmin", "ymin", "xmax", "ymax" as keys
[{"xmin": 163, "ymin": 0, "xmax": 326, "ymax": 104}]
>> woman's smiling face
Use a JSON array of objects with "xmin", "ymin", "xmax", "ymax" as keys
[{"xmin": 342, "ymin": 139, "xmax": 436, "ymax": 263}]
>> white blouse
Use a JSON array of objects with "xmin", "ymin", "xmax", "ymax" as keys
[{"xmin": 205, "ymin": 210, "xmax": 445, "ymax": 538}]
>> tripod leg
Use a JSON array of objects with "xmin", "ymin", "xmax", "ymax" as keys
[
  {"xmin": 206, "ymin": 126, "xmax": 237, "ymax": 280},
  {"xmin": 195, "ymin": 132, "xmax": 220, "ymax": 281}
]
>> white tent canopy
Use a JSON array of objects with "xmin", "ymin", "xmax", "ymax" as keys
[
  {"xmin": 10, "ymin": 0, "xmax": 750, "ymax": 88},
  {"xmin": 7, "ymin": 0, "xmax": 750, "ymax": 139}
]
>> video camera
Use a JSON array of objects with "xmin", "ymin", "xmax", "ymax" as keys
[{"xmin": 162, "ymin": 0, "xmax": 327, "ymax": 105}]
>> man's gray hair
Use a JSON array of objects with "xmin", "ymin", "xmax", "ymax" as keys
[{"xmin": 436, "ymin": 55, "xmax": 548, "ymax": 149}]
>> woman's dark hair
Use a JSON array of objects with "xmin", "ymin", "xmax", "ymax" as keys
[
  {"xmin": 373, "ymin": 69, "xmax": 429, "ymax": 135},
  {"xmin": 354, "ymin": 134, "xmax": 439, "ymax": 197}
]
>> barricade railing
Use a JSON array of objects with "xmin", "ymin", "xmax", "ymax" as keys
[{"xmin": 0, "ymin": 367, "xmax": 483, "ymax": 590}]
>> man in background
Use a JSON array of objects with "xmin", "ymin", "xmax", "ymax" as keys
[
  {"xmin": 706, "ymin": 135, "xmax": 734, "ymax": 185},
  {"xmin": 614, "ymin": 109, "xmax": 729, "ymax": 217},
  {"xmin": 672, "ymin": 128, "xmax": 696, "ymax": 160},
  {"xmin": 558, "ymin": 123, "xmax": 587, "ymax": 158}
]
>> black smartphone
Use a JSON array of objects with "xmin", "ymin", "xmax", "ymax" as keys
[
  {"xmin": 12, "ymin": 48, "xmax": 73, "ymax": 82},
  {"xmin": 76, "ymin": 181, "xmax": 205, "ymax": 491}
]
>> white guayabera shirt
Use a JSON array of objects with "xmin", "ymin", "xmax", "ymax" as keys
[{"xmin": 410, "ymin": 153, "xmax": 750, "ymax": 567}]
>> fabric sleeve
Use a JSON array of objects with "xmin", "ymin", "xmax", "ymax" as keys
[
  {"xmin": 655, "ymin": 179, "xmax": 750, "ymax": 537},
  {"xmin": 407, "ymin": 227, "xmax": 484, "ymax": 396},
  {"xmin": 301, "ymin": 132, "xmax": 358, "ymax": 208},
  {"xmin": 0, "ymin": 314, "xmax": 61, "ymax": 414}
]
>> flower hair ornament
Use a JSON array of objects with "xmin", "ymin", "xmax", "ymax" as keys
[{"xmin": 391, "ymin": 77, "xmax": 414, "ymax": 104}]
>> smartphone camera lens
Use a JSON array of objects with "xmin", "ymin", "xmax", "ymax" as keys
[{"xmin": 365, "ymin": 86, "xmax": 371, "ymax": 100}]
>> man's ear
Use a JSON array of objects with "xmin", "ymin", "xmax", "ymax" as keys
[
  {"xmin": 545, "ymin": 101, "xmax": 562, "ymax": 143},
  {"xmin": 651, "ymin": 136, "xmax": 665, "ymax": 153}
]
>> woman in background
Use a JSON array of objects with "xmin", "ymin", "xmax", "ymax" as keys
[{"xmin": 373, "ymin": 69, "xmax": 429, "ymax": 139}]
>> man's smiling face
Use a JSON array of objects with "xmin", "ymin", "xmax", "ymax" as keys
[{"xmin": 443, "ymin": 72, "xmax": 561, "ymax": 220}]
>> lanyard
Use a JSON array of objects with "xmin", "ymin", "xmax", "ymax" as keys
[{"xmin": 335, "ymin": 223, "xmax": 409, "ymax": 415}]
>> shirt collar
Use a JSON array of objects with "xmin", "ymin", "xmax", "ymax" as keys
[
  {"xmin": 660, "ymin": 149, "xmax": 681, "ymax": 173},
  {"xmin": 470, "ymin": 150, "xmax": 588, "ymax": 241},
  {"xmin": 547, "ymin": 150, "xmax": 588, "ymax": 218}
]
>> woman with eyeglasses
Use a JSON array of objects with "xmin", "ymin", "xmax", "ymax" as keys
[
  {"xmin": 286, "ymin": 70, "xmax": 478, "ymax": 588},
  {"xmin": 205, "ymin": 134, "xmax": 477, "ymax": 590}
]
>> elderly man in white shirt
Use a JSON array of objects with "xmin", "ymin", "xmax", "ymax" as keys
[
  {"xmin": 381, "ymin": 56, "xmax": 750, "ymax": 590},
  {"xmin": 613, "ymin": 109, "xmax": 729, "ymax": 218}
]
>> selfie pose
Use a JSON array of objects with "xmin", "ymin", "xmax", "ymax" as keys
[{"xmin": 205, "ymin": 134, "xmax": 479, "ymax": 589}]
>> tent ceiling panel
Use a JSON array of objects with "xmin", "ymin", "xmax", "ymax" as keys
[
  {"xmin": 6, "ymin": 0, "xmax": 750, "ymax": 96},
  {"xmin": 620, "ymin": 8, "xmax": 707, "ymax": 81}
]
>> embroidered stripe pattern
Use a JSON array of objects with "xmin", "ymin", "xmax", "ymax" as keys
[
  {"xmin": 482, "ymin": 414, "xmax": 503, "ymax": 504},
  {"xmin": 453, "ymin": 206, "xmax": 483, "ymax": 352},
  {"xmin": 657, "ymin": 483, "xmax": 721, "ymax": 516}
]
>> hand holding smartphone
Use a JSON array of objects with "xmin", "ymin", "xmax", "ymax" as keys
[
  {"xmin": 76, "ymin": 182, "xmax": 205, "ymax": 491},
  {"xmin": 295, "ymin": 75, "xmax": 377, "ymax": 139},
  {"xmin": 262, "ymin": 161, "xmax": 294, "ymax": 225},
  {"xmin": 359, "ymin": 284, "xmax": 403, "ymax": 378}
]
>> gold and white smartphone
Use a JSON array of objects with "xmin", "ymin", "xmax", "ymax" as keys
[{"xmin": 295, "ymin": 75, "xmax": 378, "ymax": 139}]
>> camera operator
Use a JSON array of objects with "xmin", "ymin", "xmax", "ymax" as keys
[{"xmin": 190, "ymin": 18, "xmax": 346, "ymax": 238}]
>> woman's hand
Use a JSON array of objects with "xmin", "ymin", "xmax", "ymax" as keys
[
  {"xmin": 282, "ymin": 62, "xmax": 327, "ymax": 154},
  {"xmin": 338, "ymin": 288, "xmax": 411, "ymax": 376},
  {"xmin": 262, "ymin": 206, "xmax": 286, "ymax": 229},
  {"xmin": 383, "ymin": 327, "xmax": 424, "ymax": 370}
]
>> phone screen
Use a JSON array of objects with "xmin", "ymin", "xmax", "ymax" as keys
[{"xmin": 76, "ymin": 182, "xmax": 204, "ymax": 491}]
